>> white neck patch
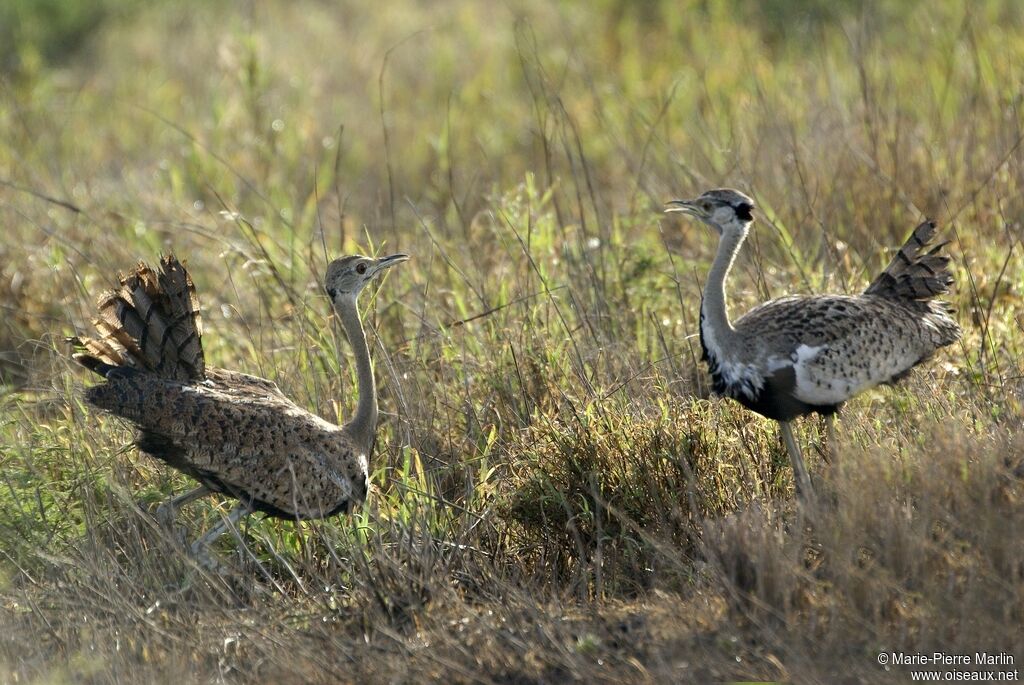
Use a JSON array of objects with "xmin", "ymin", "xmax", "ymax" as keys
[{"xmin": 700, "ymin": 302, "xmax": 764, "ymax": 401}]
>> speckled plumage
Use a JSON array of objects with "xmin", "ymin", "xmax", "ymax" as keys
[
  {"xmin": 70, "ymin": 255, "xmax": 378, "ymax": 521},
  {"xmin": 700, "ymin": 220, "xmax": 960, "ymax": 422},
  {"xmin": 84, "ymin": 366, "xmax": 366, "ymax": 518}
]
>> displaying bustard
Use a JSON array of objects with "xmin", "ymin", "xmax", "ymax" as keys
[
  {"xmin": 70, "ymin": 252, "xmax": 408, "ymax": 555},
  {"xmin": 665, "ymin": 189, "xmax": 960, "ymax": 497}
]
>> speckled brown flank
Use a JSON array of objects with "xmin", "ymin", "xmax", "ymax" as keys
[{"xmin": 70, "ymin": 255, "xmax": 370, "ymax": 520}]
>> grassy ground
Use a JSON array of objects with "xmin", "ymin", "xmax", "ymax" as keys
[{"xmin": 1, "ymin": 1, "xmax": 1023, "ymax": 682}]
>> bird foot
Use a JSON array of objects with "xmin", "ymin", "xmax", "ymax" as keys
[
  {"xmin": 191, "ymin": 542, "xmax": 232, "ymax": 574},
  {"xmin": 154, "ymin": 502, "xmax": 178, "ymax": 528},
  {"xmin": 813, "ymin": 440, "xmax": 833, "ymax": 465}
]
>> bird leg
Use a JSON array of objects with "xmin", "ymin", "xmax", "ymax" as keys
[
  {"xmin": 190, "ymin": 503, "xmax": 251, "ymax": 569},
  {"xmin": 155, "ymin": 485, "xmax": 210, "ymax": 526},
  {"xmin": 824, "ymin": 413, "xmax": 839, "ymax": 465},
  {"xmin": 779, "ymin": 421, "xmax": 813, "ymax": 499}
]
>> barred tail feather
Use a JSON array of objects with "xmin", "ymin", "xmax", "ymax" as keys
[
  {"xmin": 70, "ymin": 254, "xmax": 205, "ymax": 381},
  {"xmin": 158, "ymin": 255, "xmax": 204, "ymax": 373},
  {"xmin": 864, "ymin": 220, "xmax": 955, "ymax": 301}
]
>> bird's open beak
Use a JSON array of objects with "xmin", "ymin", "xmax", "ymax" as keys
[
  {"xmin": 664, "ymin": 199, "xmax": 701, "ymax": 217},
  {"xmin": 372, "ymin": 253, "xmax": 410, "ymax": 275}
]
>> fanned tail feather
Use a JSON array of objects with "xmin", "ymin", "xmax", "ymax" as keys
[
  {"xmin": 69, "ymin": 255, "xmax": 205, "ymax": 381},
  {"xmin": 864, "ymin": 220, "xmax": 955, "ymax": 301},
  {"xmin": 156, "ymin": 255, "xmax": 204, "ymax": 376}
]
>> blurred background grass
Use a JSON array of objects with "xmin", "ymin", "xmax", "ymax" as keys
[{"xmin": 1, "ymin": 0, "xmax": 1022, "ymax": 682}]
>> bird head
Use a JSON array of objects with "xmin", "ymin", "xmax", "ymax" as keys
[
  {"xmin": 664, "ymin": 188, "xmax": 755, "ymax": 237},
  {"xmin": 325, "ymin": 253, "xmax": 409, "ymax": 303}
]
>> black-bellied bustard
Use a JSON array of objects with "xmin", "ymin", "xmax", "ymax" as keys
[
  {"xmin": 69, "ymin": 253, "xmax": 407, "ymax": 556},
  {"xmin": 665, "ymin": 189, "xmax": 960, "ymax": 497}
]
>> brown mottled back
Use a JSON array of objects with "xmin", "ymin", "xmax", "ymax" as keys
[{"xmin": 69, "ymin": 252, "xmax": 380, "ymax": 521}]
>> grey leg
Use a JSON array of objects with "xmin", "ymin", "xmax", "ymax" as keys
[
  {"xmin": 190, "ymin": 503, "xmax": 251, "ymax": 567},
  {"xmin": 155, "ymin": 485, "xmax": 210, "ymax": 526},
  {"xmin": 824, "ymin": 413, "xmax": 839, "ymax": 464},
  {"xmin": 779, "ymin": 421, "xmax": 813, "ymax": 500}
]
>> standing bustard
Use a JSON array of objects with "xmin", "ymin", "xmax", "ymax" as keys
[
  {"xmin": 665, "ymin": 189, "xmax": 960, "ymax": 497},
  {"xmin": 70, "ymin": 252, "xmax": 408, "ymax": 554}
]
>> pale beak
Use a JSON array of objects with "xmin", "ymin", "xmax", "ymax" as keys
[
  {"xmin": 664, "ymin": 199, "xmax": 700, "ymax": 216},
  {"xmin": 372, "ymin": 253, "xmax": 410, "ymax": 275}
]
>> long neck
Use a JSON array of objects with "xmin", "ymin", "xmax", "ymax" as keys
[
  {"xmin": 335, "ymin": 296, "xmax": 377, "ymax": 450},
  {"xmin": 701, "ymin": 228, "xmax": 747, "ymax": 355}
]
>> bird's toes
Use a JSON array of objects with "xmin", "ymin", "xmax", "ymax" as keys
[
  {"xmin": 154, "ymin": 502, "xmax": 177, "ymax": 527},
  {"xmin": 192, "ymin": 543, "xmax": 231, "ymax": 574},
  {"xmin": 812, "ymin": 440, "xmax": 832, "ymax": 464}
]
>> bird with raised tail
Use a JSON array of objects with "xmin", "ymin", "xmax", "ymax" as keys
[
  {"xmin": 70, "ymin": 252, "xmax": 408, "ymax": 557},
  {"xmin": 665, "ymin": 189, "xmax": 960, "ymax": 498}
]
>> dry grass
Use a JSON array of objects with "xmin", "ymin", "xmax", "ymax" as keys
[{"xmin": 1, "ymin": 1, "xmax": 1023, "ymax": 682}]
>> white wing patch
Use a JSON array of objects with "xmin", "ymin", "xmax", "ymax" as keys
[
  {"xmin": 791, "ymin": 343, "xmax": 859, "ymax": 405},
  {"xmin": 765, "ymin": 355, "xmax": 794, "ymax": 372},
  {"xmin": 794, "ymin": 344, "xmax": 825, "ymax": 364}
]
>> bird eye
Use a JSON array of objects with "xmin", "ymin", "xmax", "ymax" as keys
[
  {"xmin": 356, "ymin": 263, "xmax": 367, "ymax": 275},
  {"xmin": 701, "ymin": 201, "xmax": 712, "ymax": 212}
]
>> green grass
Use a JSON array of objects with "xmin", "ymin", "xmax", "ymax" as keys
[{"xmin": 1, "ymin": 0, "xmax": 1023, "ymax": 682}]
